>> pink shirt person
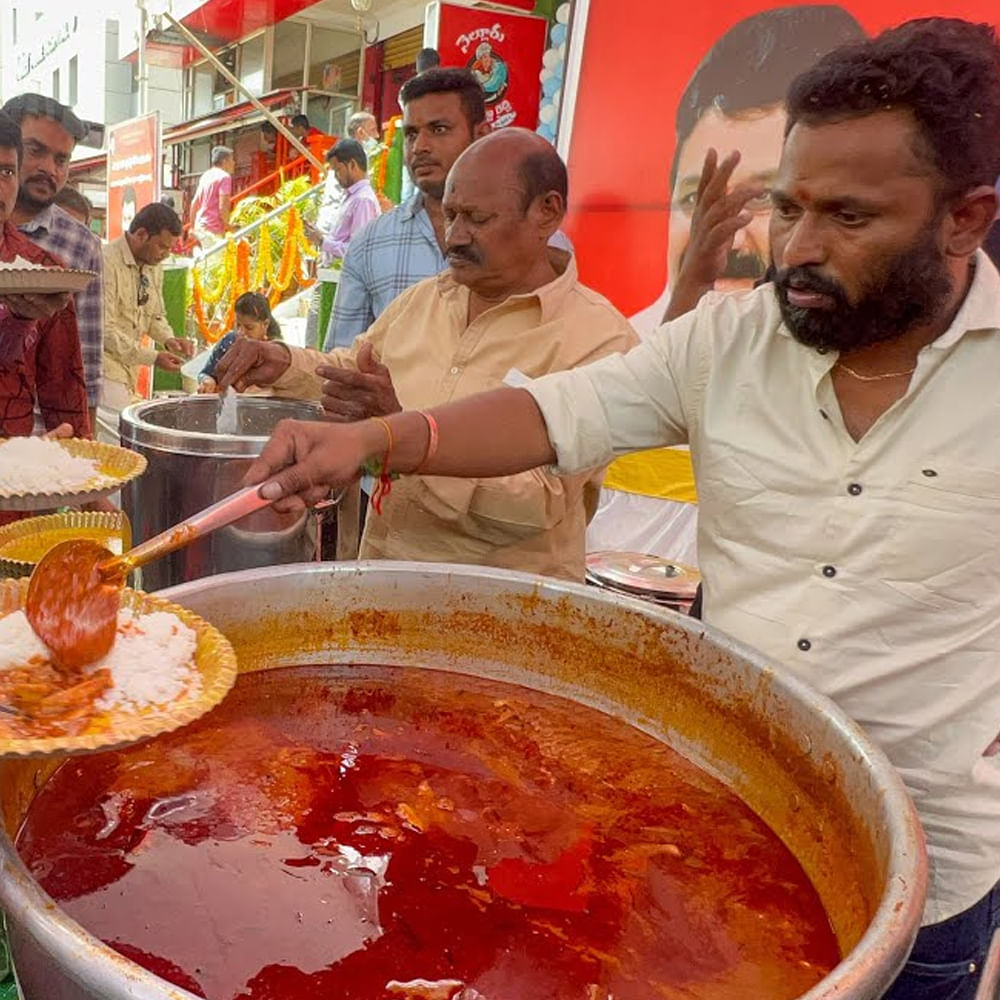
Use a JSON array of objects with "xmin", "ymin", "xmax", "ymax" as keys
[{"xmin": 190, "ymin": 146, "xmax": 234, "ymax": 238}]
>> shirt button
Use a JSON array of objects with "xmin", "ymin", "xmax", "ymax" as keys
[
  {"xmin": 797, "ymin": 638, "xmax": 812, "ymax": 652},
  {"xmin": 450, "ymin": 366, "xmax": 460, "ymax": 375},
  {"xmin": 847, "ymin": 483, "xmax": 862, "ymax": 496},
  {"xmin": 922, "ymin": 468, "xmax": 938, "ymax": 478},
  {"xmin": 822, "ymin": 565, "xmax": 837, "ymax": 578},
  {"xmin": 819, "ymin": 409, "xmax": 829, "ymax": 420}
]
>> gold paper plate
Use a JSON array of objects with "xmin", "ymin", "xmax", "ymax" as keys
[
  {"xmin": 0, "ymin": 511, "xmax": 132, "ymax": 580},
  {"xmin": 0, "ymin": 439, "xmax": 147, "ymax": 512},
  {"xmin": 0, "ymin": 267, "xmax": 97, "ymax": 295},
  {"xmin": 0, "ymin": 579, "xmax": 238, "ymax": 758}
]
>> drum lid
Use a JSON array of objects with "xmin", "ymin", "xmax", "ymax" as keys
[{"xmin": 585, "ymin": 551, "xmax": 701, "ymax": 600}]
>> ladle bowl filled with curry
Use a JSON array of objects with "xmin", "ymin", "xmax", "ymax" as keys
[{"xmin": 0, "ymin": 563, "xmax": 926, "ymax": 1000}]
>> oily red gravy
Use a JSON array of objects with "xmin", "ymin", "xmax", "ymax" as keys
[{"xmin": 17, "ymin": 664, "xmax": 839, "ymax": 999}]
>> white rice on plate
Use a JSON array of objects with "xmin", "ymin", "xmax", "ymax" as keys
[
  {"xmin": 0, "ymin": 256, "xmax": 47, "ymax": 271},
  {"xmin": 0, "ymin": 437, "xmax": 99, "ymax": 494},
  {"xmin": 0, "ymin": 608, "xmax": 201, "ymax": 713}
]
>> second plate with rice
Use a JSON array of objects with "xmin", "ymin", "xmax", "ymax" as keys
[{"xmin": 0, "ymin": 438, "xmax": 147, "ymax": 512}]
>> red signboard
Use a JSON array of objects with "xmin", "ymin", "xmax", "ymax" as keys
[
  {"xmin": 558, "ymin": 0, "xmax": 1000, "ymax": 328},
  {"xmin": 425, "ymin": 2, "xmax": 548, "ymax": 131},
  {"xmin": 106, "ymin": 113, "xmax": 161, "ymax": 241}
]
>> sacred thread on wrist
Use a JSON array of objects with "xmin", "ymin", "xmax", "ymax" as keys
[{"xmin": 370, "ymin": 416, "xmax": 395, "ymax": 516}]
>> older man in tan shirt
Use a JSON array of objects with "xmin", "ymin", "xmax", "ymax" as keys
[{"xmin": 216, "ymin": 129, "xmax": 637, "ymax": 580}]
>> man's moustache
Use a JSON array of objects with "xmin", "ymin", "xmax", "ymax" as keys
[
  {"xmin": 721, "ymin": 250, "xmax": 766, "ymax": 281},
  {"xmin": 26, "ymin": 174, "xmax": 56, "ymax": 190},
  {"xmin": 447, "ymin": 247, "xmax": 480, "ymax": 263},
  {"xmin": 774, "ymin": 266, "xmax": 845, "ymax": 298}
]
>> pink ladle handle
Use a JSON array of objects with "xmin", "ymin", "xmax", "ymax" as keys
[{"xmin": 100, "ymin": 485, "xmax": 271, "ymax": 580}]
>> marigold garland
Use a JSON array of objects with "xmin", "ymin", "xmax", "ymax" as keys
[
  {"xmin": 192, "ymin": 207, "xmax": 316, "ymax": 342},
  {"xmin": 376, "ymin": 117, "xmax": 400, "ymax": 195}
]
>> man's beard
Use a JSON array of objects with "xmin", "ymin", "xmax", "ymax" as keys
[{"xmin": 774, "ymin": 224, "xmax": 953, "ymax": 353}]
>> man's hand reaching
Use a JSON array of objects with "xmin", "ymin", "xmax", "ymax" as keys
[
  {"xmin": 243, "ymin": 418, "xmax": 375, "ymax": 513},
  {"xmin": 317, "ymin": 342, "xmax": 401, "ymax": 422},
  {"xmin": 215, "ymin": 339, "xmax": 292, "ymax": 392}
]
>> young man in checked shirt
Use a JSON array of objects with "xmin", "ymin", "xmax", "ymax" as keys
[{"xmin": 1, "ymin": 94, "xmax": 103, "ymax": 426}]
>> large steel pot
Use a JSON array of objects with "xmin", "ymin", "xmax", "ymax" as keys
[
  {"xmin": 0, "ymin": 563, "xmax": 927, "ymax": 1000},
  {"xmin": 119, "ymin": 396, "xmax": 325, "ymax": 591}
]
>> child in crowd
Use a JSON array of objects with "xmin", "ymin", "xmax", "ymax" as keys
[{"xmin": 197, "ymin": 292, "xmax": 282, "ymax": 393}]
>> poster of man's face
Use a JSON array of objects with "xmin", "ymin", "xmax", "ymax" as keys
[{"xmin": 559, "ymin": 0, "xmax": 1000, "ymax": 332}]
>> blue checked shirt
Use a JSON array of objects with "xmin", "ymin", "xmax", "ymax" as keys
[
  {"xmin": 19, "ymin": 204, "xmax": 104, "ymax": 407},
  {"xmin": 324, "ymin": 192, "xmax": 445, "ymax": 350}
]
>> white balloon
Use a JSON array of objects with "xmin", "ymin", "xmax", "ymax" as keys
[
  {"xmin": 556, "ymin": 3, "xmax": 570, "ymax": 24},
  {"xmin": 542, "ymin": 48, "xmax": 560, "ymax": 69},
  {"xmin": 556, "ymin": 43, "xmax": 566, "ymax": 59},
  {"xmin": 540, "ymin": 66, "xmax": 554, "ymax": 83},
  {"xmin": 539, "ymin": 104, "xmax": 557, "ymax": 124},
  {"xmin": 551, "ymin": 89, "xmax": 561, "ymax": 111}
]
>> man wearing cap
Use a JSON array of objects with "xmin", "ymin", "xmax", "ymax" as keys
[{"xmin": 2, "ymin": 94, "xmax": 104, "ymax": 425}]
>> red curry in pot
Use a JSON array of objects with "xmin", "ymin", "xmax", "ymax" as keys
[{"xmin": 16, "ymin": 664, "xmax": 839, "ymax": 999}]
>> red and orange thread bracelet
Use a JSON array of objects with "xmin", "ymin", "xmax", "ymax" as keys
[
  {"xmin": 416, "ymin": 410, "xmax": 439, "ymax": 472},
  {"xmin": 365, "ymin": 416, "xmax": 397, "ymax": 516}
]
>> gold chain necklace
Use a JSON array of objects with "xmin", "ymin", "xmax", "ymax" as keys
[{"xmin": 835, "ymin": 361, "xmax": 916, "ymax": 382}]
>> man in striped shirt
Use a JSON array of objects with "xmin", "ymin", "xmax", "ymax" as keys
[{"xmin": 2, "ymin": 94, "xmax": 103, "ymax": 423}]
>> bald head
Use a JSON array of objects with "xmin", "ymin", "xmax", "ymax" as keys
[
  {"xmin": 449, "ymin": 128, "xmax": 568, "ymax": 214},
  {"xmin": 441, "ymin": 129, "xmax": 568, "ymax": 299}
]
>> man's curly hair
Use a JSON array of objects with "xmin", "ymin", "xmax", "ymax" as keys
[{"xmin": 786, "ymin": 18, "xmax": 1000, "ymax": 199}]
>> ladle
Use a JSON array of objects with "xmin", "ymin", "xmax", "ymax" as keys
[{"xmin": 25, "ymin": 485, "xmax": 270, "ymax": 671}]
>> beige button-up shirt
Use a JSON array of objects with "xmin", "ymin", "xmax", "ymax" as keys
[
  {"xmin": 527, "ymin": 252, "xmax": 1000, "ymax": 924},
  {"xmin": 101, "ymin": 236, "xmax": 175, "ymax": 395},
  {"xmin": 276, "ymin": 251, "xmax": 637, "ymax": 580}
]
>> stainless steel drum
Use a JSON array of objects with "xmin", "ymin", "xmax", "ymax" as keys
[
  {"xmin": 0, "ymin": 564, "xmax": 927, "ymax": 1000},
  {"xmin": 119, "ymin": 396, "xmax": 324, "ymax": 590}
]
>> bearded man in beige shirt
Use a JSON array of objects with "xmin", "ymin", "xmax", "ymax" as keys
[{"xmin": 216, "ymin": 129, "xmax": 637, "ymax": 580}]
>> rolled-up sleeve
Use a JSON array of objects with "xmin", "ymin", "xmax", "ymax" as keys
[{"xmin": 524, "ymin": 302, "xmax": 711, "ymax": 474}]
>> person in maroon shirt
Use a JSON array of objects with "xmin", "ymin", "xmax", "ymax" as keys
[{"xmin": 0, "ymin": 109, "xmax": 89, "ymax": 439}]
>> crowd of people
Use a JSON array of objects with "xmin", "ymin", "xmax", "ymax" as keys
[{"xmin": 1, "ymin": 15, "xmax": 1000, "ymax": 1000}]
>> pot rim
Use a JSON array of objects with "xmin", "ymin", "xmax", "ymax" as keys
[
  {"xmin": 119, "ymin": 397, "xmax": 324, "ymax": 458},
  {"xmin": 0, "ymin": 561, "xmax": 928, "ymax": 1000}
]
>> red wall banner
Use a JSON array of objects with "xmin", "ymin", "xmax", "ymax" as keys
[
  {"xmin": 560, "ymin": 0, "xmax": 1000, "ymax": 328},
  {"xmin": 426, "ymin": 1, "xmax": 548, "ymax": 131},
  {"xmin": 106, "ymin": 113, "xmax": 161, "ymax": 241}
]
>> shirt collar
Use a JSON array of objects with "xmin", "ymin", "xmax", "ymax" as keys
[
  {"xmin": 0, "ymin": 220, "xmax": 22, "ymax": 257},
  {"xmin": 18, "ymin": 203, "xmax": 55, "ymax": 234},
  {"xmin": 116, "ymin": 234, "xmax": 140, "ymax": 269},
  {"xmin": 399, "ymin": 191, "xmax": 426, "ymax": 222},
  {"xmin": 436, "ymin": 247, "xmax": 578, "ymax": 322},
  {"xmin": 345, "ymin": 178, "xmax": 372, "ymax": 197},
  {"xmin": 926, "ymin": 250, "xmax": 1000, "ymax": 350}
]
